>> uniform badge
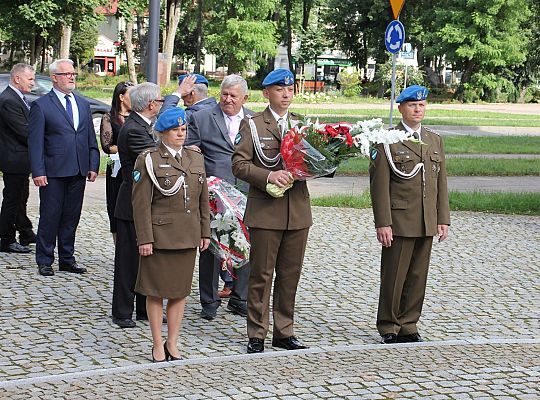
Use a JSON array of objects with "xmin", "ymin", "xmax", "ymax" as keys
[
  {"xmin": 234, "ymin": 132, "xmax": 242, "ymax": 145},
  {"xmin": 133, "ymin": 170, "xmax": 141, "ymax": 183},
  {"xmin": 198, "ymin": 174, "xmax": 204, "ymax": 184},
  {"xmin": 370, "ymin": 148, "xmax": 378, "ymax": 160},
  {"xmin": 164, "ymin": 178, "xmax": 171, "ymax": 187}
]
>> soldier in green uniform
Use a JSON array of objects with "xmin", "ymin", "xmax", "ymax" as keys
[
  {"xmin": 232, "ymin": 69, "xmax": 311, "ymax": 354},
  {"xmin": 369, "ymin": 85, "xmax": 450, "ymax": 344},
  {"xmin": 132, "ymin": 107, "xmax": 210, "ymax": 362}
]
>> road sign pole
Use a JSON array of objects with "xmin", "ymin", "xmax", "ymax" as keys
[
  {"xmin": 389, "ymin": 52, "xmax": 397, "ymax": 128},
  {"xmin": 404, "ymin": 64, "xmax": 408, "ymax": 88}
]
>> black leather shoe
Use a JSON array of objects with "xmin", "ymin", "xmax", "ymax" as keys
[
  {"xmin": 1, "ymin": 242, "xmax": 31, "ymax": 253},
  {"xmin": 59, "ymin": 262, "xmax": 87, "ymax": 274},
  {"xmin": 112, "ymin": 317, "xmax": 136, "ymax": 328},
  {"xmin": 272, "ymin": 336, "xmax": 308, "ymax": 350},
  {"xmin": 397, "ymin": 332, "xmax": 423, "ymax": 343},
  {"xmin": 38, "ymin": 264, "xmax": 54, "ymax": 276},
  {"xmin": 19, "ymin": 232, "xmax": 36, "ymax": 246},
  {"xmin": 152, "ymin": 346, "xmax": 166, "ymax": 363},
  {"xmin": 227, "ymin": 301, "xmax": 247, "ymax": 317},
  {"xmin": 381, "ymin": 333, "xmax": 398, "ymax": 344},
  {"xmin": 247, "ymin": 338, "xmax": 264, "ymax": 353},
  {"xmin": 164, "ymin": 342, "xmax": 181, "ymax": 361},
  {"xmin": 200, "ymin": 307, "xmax": 217, "ymax": 320}
]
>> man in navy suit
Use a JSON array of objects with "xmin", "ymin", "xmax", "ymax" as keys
[
  {"xmin": 185, "ymin": 74, "xmax": 252, "ymax": 320},
  {"xmin": 28, "ymin": 59, "xmax": 100, "ymax": 276},
  {"xmin": 0, "ymin": 63, "xmax": 37, "ymax": 254}
]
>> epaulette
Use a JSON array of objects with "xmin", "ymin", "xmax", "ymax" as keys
[
  {"xmin": 140, "ymin": 147, "xmax": 157, "ymax": 157},
  {"xmin": 424, "ymin": 126, "xmax": 439, "ymax": 135},
  {"xmin": 184, "ymin": 145, "xmax": 201, "ymax": 153}
]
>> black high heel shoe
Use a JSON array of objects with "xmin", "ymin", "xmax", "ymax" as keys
[
  {"xmin": 152, "ymin": 346, "xmax": 166, "ymax": 363},
  {"xmin": 164, "ymin": 342, "xmax": 181, "ymax": 361}
]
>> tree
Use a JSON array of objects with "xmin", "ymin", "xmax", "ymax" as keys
[
  {"xmin": 162, "ymin": 0, "xmax": 184, "ymax": 83},
  {"xmin": 205, "ymin": 0, "xmax": 278, "ymax": 73},
  {"xmin": 117, "ymin": 0, "xmax": 147, "ymax": 83},
  {"xmin": 428, "ymin": 0, "xmax": 531, "ymax": 101}
]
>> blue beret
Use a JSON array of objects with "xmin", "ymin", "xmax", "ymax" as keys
[
  {"xmin": 178, "ymin": 73, "xmax": 208, "ymax": 86},
  {"xmin": 262, "ymin": 69, "xmax": 295, "ymax": 88},
  {"xmin": 154, "ymin": 108, "xmax": 187, "ymax": 132},
  {"xmin": 396, "ymin": 85, "xmax": 429, "ymax": 103}
]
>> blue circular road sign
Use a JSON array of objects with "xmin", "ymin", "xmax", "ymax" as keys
[{"xmin": 385, "ymin": 20, "xmax": 405, "ymax": 54}]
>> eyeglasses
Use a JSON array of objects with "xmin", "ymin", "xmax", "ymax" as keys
[
  {"xmin": 123, "ymin": 81, "xmax": 135, "ymax": 88},
  {"xmin": 153, "ymin": 99, "xmax": 165, "ymax": 103},
  {"xmin": 54, "ymin": 72, "xmax": 78, "ymax": 78}
]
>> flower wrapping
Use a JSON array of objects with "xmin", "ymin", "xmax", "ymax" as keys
[
  {"xmin": 206, "ymin": 176, "xmax": 250, "ymax": 276},
  {"xmin": 267, "ymin": 118, "xmax": 416, "ymax": 197}
]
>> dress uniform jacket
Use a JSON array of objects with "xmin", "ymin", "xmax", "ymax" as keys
[
  {"xmin": 232, "ymin": 107, "xmax": 312, "ymax": 230},
  {"xmin": 132, "ymin": 143, "xmax": 211, "ymax": 249},
  {"xmin": 369, "ymin": 122, "xmax": 450, "ymax": 237}
]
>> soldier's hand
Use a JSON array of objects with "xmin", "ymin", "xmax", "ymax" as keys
[
  {"xmin": 200, "ymin": 238, "xmax": 210, "ymax": 251},
  {"xmin": 376, "ymin": 226, "xmax": 393, "ymax": 247},
  {"xmin": 437, "ymin": 224, "xmax": 449, "ymax": 242},
  {"xmin": 268, "ymin": 170, "xmax": 293, "ymax": 188},
  {"xmin": 139, "ymin": 243, "xmax": 153, "ymax": 256}
]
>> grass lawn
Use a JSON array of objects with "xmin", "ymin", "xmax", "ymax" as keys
[
  {"xmin": 442, "ymin": 136, "xmax": 540, "ymax": 154},
  {"xmin": 338, "ymin": 157, "xmax": 540, "ymax": 176},
  {"xmin": 311, "ymin": 191, "xmax": 540, "ymax": 215}
]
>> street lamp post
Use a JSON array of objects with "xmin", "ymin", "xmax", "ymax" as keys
[{"xmin": 147, "ymin": 0, "xmax": 160, "ymax": 83}]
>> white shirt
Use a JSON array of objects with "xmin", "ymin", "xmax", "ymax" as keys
[
  {"xmin": 8, "ymin": 84, "xmax": 26, "ymax": 102},
  {"xmin": 163, "ymin": 143, "xmax": 182, "ymax": 159},
  {"xmin": 53, "ymin": 88, "xmax": 79, "ymax": 130},
  {"xmin": 135, "ymin": 111, "xmax": 153, "ymax": 126},
  {"xmin": 401, "ymin": 121, "xmax": 422, "ymax": 140}
]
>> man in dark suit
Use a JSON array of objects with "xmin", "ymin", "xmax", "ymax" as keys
[
  {"xmin": 185, "ymin": 74, "xmax": 253, "ymax": 321},
  {"xmin": 369, "ymin": 85, "xmax": 450, "ymax": 344},
  {"xmin": 160, "ymin": 74, "xmax": 217, "ymax": 118},
  {"xmin": 28, "ymin": 59, "xmax": 100, "ymax": 277},
  {"xmin": 232, "ymin": 69, "xmax": 311, "ymax": 354},
  {"xmin": 112, "ymin": 82, "xmax": 162, "ymax": 328},
  {"xmin": 0, "ymin": 63, "xmax": 37, "ymax": 254}
]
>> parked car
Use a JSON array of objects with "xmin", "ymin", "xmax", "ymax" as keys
[{"xmin": 0, "ymin": 73, "xmax": 109, "ymax": 135}]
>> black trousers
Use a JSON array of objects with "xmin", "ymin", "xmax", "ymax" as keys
[
  {"xmin": 199, "ymin": 249, "xmax": 249, "ymax": 311},
  {"xmin": 36, "ymin": 176, "xmax": 85, "ymax": 266},
  {"xmin": 112, "ymin": 218, "xmax": 146, "ymax": 319},
  {"xmin": 0, "ymin": 173, "xmax": 33, "ymax": 244}
]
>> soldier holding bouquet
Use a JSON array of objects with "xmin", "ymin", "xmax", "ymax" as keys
[{"xmin": 232, "ymin": 69, "xmax": 311, "ymax": 354}]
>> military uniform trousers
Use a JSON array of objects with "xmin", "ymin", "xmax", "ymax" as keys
[
  {"xmin": 377, "ymin": 235, "xmax": 433, "ymax": 336},
  {"xmin": 112, "ymin": 219, "xmax": 147, "ymax": 319},
  {"xmin": 247, "ymin": 227, "xmax": 309, "ymax": 340}
]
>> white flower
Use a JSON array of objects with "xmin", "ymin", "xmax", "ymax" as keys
[{"xmin": 350, "ymin": 118, "xmax": 415, "ymax": 156}]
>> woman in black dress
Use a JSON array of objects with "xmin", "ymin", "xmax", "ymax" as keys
[{"xmin": 100, "ymin": 81, "xmax": 134, "ymax": 243}]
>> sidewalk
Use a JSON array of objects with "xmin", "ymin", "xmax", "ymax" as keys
[{"xmin": 1, "ymin": 207, "xmax": 539, "ymax": 398}]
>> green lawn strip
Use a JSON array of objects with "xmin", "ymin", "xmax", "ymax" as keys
[
  {"xmin": 337, "ymin": 157, "xmax": 540, "ymax": 176},
  {"xmin": 443, "ymin": 136, "xmax": 540, "ymax": 154},
  {"xmin": 311, "ymin": 191, "xmax": 540, "ymax": 215}
]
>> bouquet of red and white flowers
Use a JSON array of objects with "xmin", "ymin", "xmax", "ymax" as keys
[
  {"xmin": 206, "ymin": 177, "xmax": 250, "ymax": 275},
  {"xmin": 267, "ymin": 118, "xmax": 415, "ymax": 197}
]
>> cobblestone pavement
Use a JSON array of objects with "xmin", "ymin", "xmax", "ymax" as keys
[{"xmin": 0, "ymin": 206, "xmax": 539, "ymax": 398}]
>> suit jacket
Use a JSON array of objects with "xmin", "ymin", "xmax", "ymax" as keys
[
  {"xmin": 0, "ymin": 86, "xmax": 31, "ymax": 174},
  {"xmin": 115, "ymin": 112, "xmax": 156, "ymax": 221},
  {"xmin": 369, "ymin": 122, "xmax": 450, "ymax": 237},
  {"xmin": 132, "ymin": 143, "xmax": 210, "ymax": 249},
  {"xmin": 185, "ymin": 103, "xmax": 252, "ymax": 191},
  {"xmin": 28, "ymin": 90, "xmax": 99, "ymax": 178},
  {"xmin": 232, "ymin": 107, "xmax": 312, "ymax": 230},
  {"xmin": 160, "ymin": 95, "xmax": 217, "ymax": 119}
]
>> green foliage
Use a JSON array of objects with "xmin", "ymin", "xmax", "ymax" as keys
[
  {"xmin": 70, "ymin": 19, "xmax": 99, "ymax": 64},
  {"xmin": 337, "ymin": 70, "xmax": 362, "ymax": 97},
  {"xmin": 374, "ymin": 59, "xmax": 426, "ymax": 96}
]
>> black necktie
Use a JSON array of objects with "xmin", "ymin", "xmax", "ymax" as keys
[
  {"xmin": 65, "ymin": 95, "xmax": 74, "ymax": 126},
  {"xmin": 175, "ymin": 153, "xmax": 181, "ymax": 163}
]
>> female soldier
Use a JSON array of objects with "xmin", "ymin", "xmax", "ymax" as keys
[{"xmin": 132, "ymin": 107, "xmax": 210, "ymax": 362}]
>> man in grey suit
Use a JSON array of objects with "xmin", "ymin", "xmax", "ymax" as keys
[{"xmin": 185, "ymin": 74, "xmax": 252, "ymax": 320}]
